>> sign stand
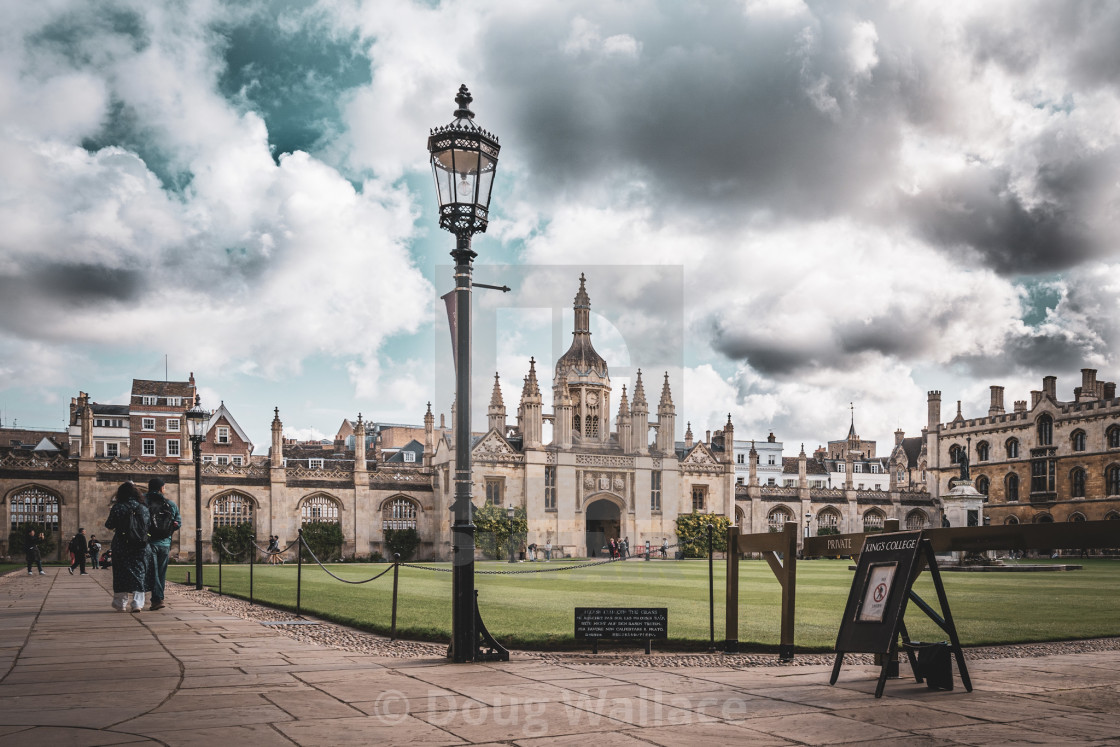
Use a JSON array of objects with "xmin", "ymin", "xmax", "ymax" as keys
[{"xmin": 830, "ymin": 531, "xmax": 972, "ymax": 698}]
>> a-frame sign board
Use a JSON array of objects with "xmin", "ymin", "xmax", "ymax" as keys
[{"xmin": 829, "ymin": 530, "xmax": 972, "ymax": 698}]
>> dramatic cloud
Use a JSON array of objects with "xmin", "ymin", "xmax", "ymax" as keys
[{"xmin": 3, "ymin": 0, "xmax": 1120, "ymax": 450}]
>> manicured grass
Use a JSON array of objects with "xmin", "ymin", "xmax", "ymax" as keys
[
  {"xmin": 165, "ymin": 558, "xmax": 1120, "ymax": 651},
  {"xmin": 0, "ymin": 563, "xmax": 24, "ymax": 576}
]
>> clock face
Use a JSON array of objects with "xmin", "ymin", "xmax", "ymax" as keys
[{"xmin": 587, "ymin": 392, "xmax": 599, "ymax": 405}]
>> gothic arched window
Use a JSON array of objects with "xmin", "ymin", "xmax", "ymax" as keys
[
  {"xmin": 976, "ymin": 475, "xmax": 990, "ymax": 500},
  {"xmin": 1005, "ymin": 473, "xmax": 1019, "ymax": 502},
  {"xmin": 1037, "ymin": 414, "xmax": 1053, "ymax": 446},
  {"xmin": 382, "ymin": 496, "xmax": 419, "ymax": 531},
  {"xmin": 767, "ymin": 507, "xmax": 791, "ymax": 532},
  {"xmin": 862, "ymin": 509, "xmax": 884, "ymax": 532},
  {"xmin": 1071, "ymin": 430, "xmax": 1086, "ymax": 452},
  {"xmin": 1107, "ymin": 465, "xmax": 1120, "ymax": 497},
  {"xmin": 905, "ymin": 510, "xmax": 928, "ymax": 530},
  {"xmin": 1071, "ymin": 468, "xmax": 1086, "ymax": 499},
  {"xmin": 9, "ymin": 487, "xmax": 60, "ymax": 532},
  {"xmin": 976, "ymin": 441, "xmax": 990, "ymax": 462},
  {"xmin": 301, "ymin": 494, "xmax": 341, "ymax": 524},
  {"xmin": 1006, "ymin": 439, "xmax": 1020, "ymax": 459},
  {"xmin": 213, "ymin": 492, "xmax": 254, "ymax": 530}
]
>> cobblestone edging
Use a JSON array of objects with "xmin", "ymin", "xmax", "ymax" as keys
[{"xmin": 167, "ymin": 582, "xmax": 1120, "ymax": 668}]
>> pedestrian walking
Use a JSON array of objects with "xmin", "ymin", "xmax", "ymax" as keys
[
  {"xmin": 105, "ymin": 481, "xmax": 151, "ymax": 612},
  {"xmin": 88, "ymin": 535, "xmax": 102, "ymax": 569},
  {"xmin": 145, "ymin": 477, "xmax": 181, "ymax": 612},
  {"xmin": 25, "ymin": 528, "xmax": 46, "ymax": 575},
  {"xmin": 266, "ymin": 535, "xmax": 280, "ymax": 564},
  {"xmin": 68, "ymin": 528, "xmax": 89, "ymax": 575},
  {"xmin": 661, "ymin": 537, "xmax": 668, "ymax": 558}
]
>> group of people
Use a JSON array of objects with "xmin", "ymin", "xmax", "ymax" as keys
[
  {"xmin": 22, "ymin": 527, "xmax": 108, "ymax": 574},
  {"xmin": 264, "ymin": 535, "xmax": 285, "ymax": 564},
  {"xmin": 103, "ymin": 477, "xmax": 182, "ymax": 613},
  {"xmin": 607, "ymin": 537, "xmax": 630, "ymax": 559}
]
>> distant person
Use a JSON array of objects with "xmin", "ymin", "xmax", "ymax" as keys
[
  {"xmin": 105, "ymin": 481, "xmax": 151, "ymax": 612},
  {"xmin": 100, "ymin": 550, "xmax": 112, "ymax": 569},
  {"xmin": 621, "ymin": 538, "xmax": 629, "ymax": 559},
  {"xmin": 545, "ymin": 539, "xmax": 552, "ymax": 562},
  {"xmin": 88, "ymin": 535, "xmax": 102, "ymax": 569},
  {"xmin": 25, "ymin": 528, "xmax": 45, "ymax": 575},
  {"xmin": 145, "ymin": 477, "xmax": 181, "ymax": 612},
  {"xmin": 661, "ymin": 538, "xmax": 668, "ymax": 558},
  {"xmin": 68, "ymin": 528, "xmax": 89, "ymax": 575}
]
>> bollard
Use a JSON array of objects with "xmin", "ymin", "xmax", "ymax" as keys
[
  {"xmin": 186, "ymin": 571, "xmax": 191, "ymax": 585},
  {"xmin": 391, "ymin": 553, "xmax": 401, "ymax": 641},
  {"xmin": 296, "ymin": 528, "xmax": 303, "ymax": 616}
]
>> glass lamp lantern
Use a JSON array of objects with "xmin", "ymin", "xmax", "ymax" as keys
[
  {"xmin": 427, "ymin": 85, "xmax": 500, "ymax": 236},
  {"xmin": 185, "ymin": 396, "xmax": 210, "ymax": 442}
]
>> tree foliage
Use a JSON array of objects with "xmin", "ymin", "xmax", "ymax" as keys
[
  {"xmin": 675, "ymin": 512, "xmax": 731, "ymax": 558},
  {"xmin": 301, "ymin": 521, "xmax": 344, "ymax": 562},
  {"xmin": 211, "ymin": 522, "xmax": 255, "ymax": 560},
  {"xmin": 474, "ymin": 502, "xmax": 527, "ymax": 560},
  {"xmin": 384, "ymin": 527, "xmax": 421, "ymax": 561}
]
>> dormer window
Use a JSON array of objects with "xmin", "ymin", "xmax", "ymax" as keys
[
  {"xmin": 166, "ymin": 397, "xmax": 181, "ymax": 407},
  {"xmin": 309, "ymin": 458, "xmax": 324, "ymax": 469},
  {"xmin": 403, "ymin": 451, "xmax": 416, "ymax": 463},
  {"xmin": 142, "ymin": 396, "xmax": 157, "ymax": 406},
  {"xmin": 217, "ymin": 426, "xmax": 230, "ymax": 445}
]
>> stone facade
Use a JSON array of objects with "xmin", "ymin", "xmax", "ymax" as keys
[
  {"xmin": 924, "ymin": 370, "xmax": 1120, "ymax": 525},
  {"xmin": 430, "ymin": 275, "xmax": 737, "ymax": 559}
]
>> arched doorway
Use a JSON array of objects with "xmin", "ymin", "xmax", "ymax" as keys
[{"xmin": 585, "ymin": 498, "xmax": 620, "ymax": 557}]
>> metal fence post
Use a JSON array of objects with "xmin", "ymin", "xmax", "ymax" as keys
[
  {"xmin": 296, "ymin": 528, "xmax": 303, "ymax": 617},
  {"xmin": 249, "ymin": 539, "xmax": 255, "ymax": 606},
  {"xmin": 391, "ymin": 553, "xmax": 401, "ymax": 641},
  {"xmin": 707, "ymin": 523, "xmax": 715, "ymax": 649},
  {"xmin": 217, "ymin": 544, "xmax": 222, "ymax": 597}
]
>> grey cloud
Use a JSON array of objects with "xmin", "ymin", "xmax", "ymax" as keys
[
  {"xmin": 472, "ymin": 1, "xmax": 1119, "ymax": 275},
  {"xmin": 0, "ymin": 264, "xmax": 143, "ymax": 334}
]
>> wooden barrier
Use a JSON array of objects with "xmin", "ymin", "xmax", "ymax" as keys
[
  {"xmin": 725, "ymin": 521, "xmax": 799, "ymax": 660},
  {"xmin": 805, "ymin": 519, "xmax": 1119, "ymax": 559}
]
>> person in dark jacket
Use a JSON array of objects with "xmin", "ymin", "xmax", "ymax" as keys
[
  {"xmin": 25, "ymin": 529, "xmax": 45, "ymax": 575},
  {"xmin": 68, "ymin": 528, "xmax": 89, "ymax": 575},
  {"xmin": 144, "ymin": 477, "xmax": 181, "ymax": 611},
  {"xmin": 88, "ymin": 535, "xmax": 102, "ymax": 569},
  {"xmin": 105, "ymin": 481, "xmax": 151, "ymax": 612}
]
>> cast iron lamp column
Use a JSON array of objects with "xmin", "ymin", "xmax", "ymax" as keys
[
  {"xmin": 185, "ymin": 396, "xmax": 211, "ymax": 591},
  {"xmin": 428, "ymin": 85, "xmax": 500, "ymax": 663}
]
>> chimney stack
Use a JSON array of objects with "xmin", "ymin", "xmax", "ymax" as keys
[
  {"xmin": 988, "ymin": 385, "xmax": 1005, "ymax": 417},
  {"xmin": 1014, "ymin": 400, "xmax": 1028, "ymax": 414},
  {"xmin": 1042, "ymin": 376, "xmax": 1057, "ymax": 401}
]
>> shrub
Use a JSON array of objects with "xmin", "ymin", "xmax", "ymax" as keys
[
  {"xmin": 816, "ymin": 526, "xmax": 840, "ymax": 536},
  {"xmin": 211, "ymin": 522, "xmax": 255, "ymax": 560},
  {"xmin": 473, "ymin": 503, "xmax": 527, "ymax": 560},
  {"xmin": 675, "ymin": 513, "xmax": 731, "ymax": 558},
  {"xmin": 300, "ymin": 521, "xmax": 344, "ymax": 562},
  {"xmin": 384, "ymin": 527, "xmax": 421, "ymax": 561}
]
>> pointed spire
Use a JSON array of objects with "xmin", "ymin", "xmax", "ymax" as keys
[
  {"xmin": 523, "ymin": 357, "xmax": 540, "ymax": 397},
  {"xmin": 847, "ymin": 402, "xmax": 857, "ymax": 439},
  {"xmin": 490, "ymin": 373, "xmax": 504, "ymax": 408},
  {"xmin": 684, "ymin": 421, "xmax": 693, "ymax": 449},
  {"xmin": 659, "ymin": 371, "xmax": 674, "ymax": 410},
  {"xmin": 632, "ymin": 369, "xmax": 647, "ymax": 406},
  {"xmin": 617, "ymin": 384, "xmax": 630, "ymax": 416}
]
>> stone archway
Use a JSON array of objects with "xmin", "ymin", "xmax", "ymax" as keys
[{"xmin": 585, "ymin": 498, "xmax": 621, "ymax": 558}]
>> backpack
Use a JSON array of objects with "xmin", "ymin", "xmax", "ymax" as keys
[
  {"xmin": 119, "ymin": 503, "xmax": 148, "ymax": 548},
  {"xmin": 68, "ymin": 535, "xmax": 81, "ymax": 553},
  {"xmin": 149, "ymin": 498, "xmax": 178, "ymax": 541}
]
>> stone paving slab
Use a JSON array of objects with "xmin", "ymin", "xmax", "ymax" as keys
[{"xmin": 4, "ymin": 567, "xmax": 1120, "ymax": 745}]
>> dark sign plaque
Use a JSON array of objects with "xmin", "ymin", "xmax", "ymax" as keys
[
  {"xmin": 835, "ymin": 531, "xmax": 922, "ymax": 655},
  {"xmin": 574, "ymin": 608, "xmax": 668, "ymax": 640}
]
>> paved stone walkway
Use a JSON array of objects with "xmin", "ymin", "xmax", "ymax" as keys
[{"xmin": 3, "ymin": 568, "xmax": 1120, "ymax": 745}]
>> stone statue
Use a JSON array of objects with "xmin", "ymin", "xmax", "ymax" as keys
[{"xmin": 958, "ymin": 450, "xmax": 970, "ymax": 481}]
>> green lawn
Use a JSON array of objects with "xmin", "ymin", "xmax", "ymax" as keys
[{"xmin": 166, "ymin": 558, "xmax": 1120, "ymax": 651}]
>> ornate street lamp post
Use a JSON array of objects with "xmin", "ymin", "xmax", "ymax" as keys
[
  {"xmin": 185, "ymin": 396, "xmax": 211, "ymax": 591},
  {"xmin": 428, "ymin": 85, "xmax": 501, "ymax": 662},
  {"xmin": 507, "ymin": 505, "xmax": 516, "ymax": 564}
]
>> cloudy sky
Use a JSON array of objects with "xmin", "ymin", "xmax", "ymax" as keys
[{"xmin": 2, "ymin": 0, "xmax": 1119, "ymax": 454}]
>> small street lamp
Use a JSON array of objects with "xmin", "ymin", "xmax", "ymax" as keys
[
  {"xmin": 184, "ymin": 395, "xmax": 211, "ymax": 591},
  {"xmin": 507, "ymin": 504, "xmax": 516, "ymax": 564},
  {"xmin": 805, "ymin": 512, "xmax": 812, "ymax": 539},
  {"xmin": 428, "ymin": 84, "xmax": 501, "ymax": 662}
]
